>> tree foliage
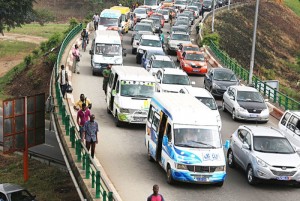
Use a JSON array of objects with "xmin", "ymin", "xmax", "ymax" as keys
[{"xmin": 0, "ymin": 0, "xmax": 36, "ymax": 35}]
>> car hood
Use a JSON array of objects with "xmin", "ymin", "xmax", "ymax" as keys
[
  {"xmin": 184, "ymin": 60, "xmax": 207, "ymax": 66},
  {"xmin": 119, "ymin": 96, "xmax": 151, "ymax": 111},
  {"xmin": 255, "ymin": 152, "xmax": 300, "ymax": 167},
  {"xmin": 93, "ymin": 54, "xmax": 123, "ymax": 65},
  {"xmin": 138, "ymin": 46, "xmax": 163, "ymax": 52},
  {"xmin": 213, "ymin": 80, "xmax": 238, "ymax": 89},
  {"xmin": 160, "ymin": 84, "xmax": 190, "ymax": 93},
  {"xmin": 237, "ymin": 101, "xmax": 267, "ymax": 110},
  {"xmin": 135, "ymin": 13, "xmax": 147, "ymax": 18},
  {"xmin": 169, "ymin": 40, "xmax": 191, "ymax": 46}
]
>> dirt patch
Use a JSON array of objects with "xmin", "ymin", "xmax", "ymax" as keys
[
  {"xmin": 0, "ymin": 57, "xmax": 23, "ymax": 77},
  {"xmin": 0, "ymin": 33, "xmax": 47, "ymax": 44}
]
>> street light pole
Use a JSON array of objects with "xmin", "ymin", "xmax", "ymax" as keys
[
  {"xmin": 228, "ymin": 0, "xmax": 231, "ymax": 10},
  {"xmin": 212, "ymin": 0, "xmax": 216, "ymax": 32},
  {"xmin": 249, "ymin": 0, "xmax": 260, "ymax": 85}
]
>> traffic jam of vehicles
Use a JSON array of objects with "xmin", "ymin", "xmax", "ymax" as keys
[{"xmin": 89, "ymin": 0, "xmax": 300, "ymax": 188}]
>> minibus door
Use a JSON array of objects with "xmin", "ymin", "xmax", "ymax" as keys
[
  {"xmin": 109, "ymin": 74, "xmax": 118, "ymax": 111},
  {"xmin": 156, "ymin": 112, "xmax": 168, "ymax": 162}
]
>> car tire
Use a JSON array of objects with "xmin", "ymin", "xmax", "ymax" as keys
[
  {"xmin": 115, "ymin": 111, "xmax": 122, "ymax": 127},
  {"xmin": 232, "ymin": 109, "xmax": 236, "ymax": 121},
  {"xmin": 209, "ymin": 87, "xmax": 213, "ymax": 94},
  {"xmin": 107, "ymin": 107, "xmax": 111, "ymax": 114},
  {"xmin": 227, "ymin": 149, "xmax": 235, "ymax": 168},
  {"xmin": 247, "ymin": 165, "xmax": 258, "ymax": 185},
  {"xmin": 167, "ymin": 165, "xmax": 175, "ymax": 185},
  {"xmin": 293, "ymin": 182, "xmax": 300, "ymax": 188},
  {"xmin": 222, "ymin": 101, "xmax": 227, "ymax": 112},
  {"xmin": 147, "ymin": 143, "xmax": 154, "ymax": 162},
  {"xmin": 215, "ymin": 181, "xmax": 224, "ymax": 187},
  {"xmin": 132, "ymin": 48, "xmax": 136, "ymax": 54}
]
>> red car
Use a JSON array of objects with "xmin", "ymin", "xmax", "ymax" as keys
[
  {"xmin": 179, "ymin": 51, "xmax": 208, "ymax": 75},
  {"xmin": 151, "ymin": 13, "xmax": 165, "ymax": 27},
  {"xmin": 176, "ymin": 44, "xmax": 200, "ymax": 62}
]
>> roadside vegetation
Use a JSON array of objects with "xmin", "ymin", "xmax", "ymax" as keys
[
  {"xmin": 204, "ymin": 0, "xmax": 300, "ymax": 101},
  {"xmin": 284, "ymin": 0, "xmax": 300, "ymax": 16},
  {"xmin": 0, "ymin": 41, "xmax": 38, "ymax": 58}
]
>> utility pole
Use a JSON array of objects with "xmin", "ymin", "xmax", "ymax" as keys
[
  {"xmin": 228, "ymin": 0, "xmax": 231, "ymax": 10},
  {"xmin": 212, "ymin": 0, "xmax": 216, "ymax": 32},
  {"xmin": 249, "ymin": 0, "xmax": 260, "ymax": 85}
]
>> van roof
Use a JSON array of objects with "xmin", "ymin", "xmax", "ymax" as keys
[
  {"xmin": 94, "ymin": 30, "xmax": 121, "ymax": 44},
  {"xmin": 100, "ymin": 9, "xmax": 121, "ymax": 18},
  {"xmin": 112, "ymin": 66, "xmax": 156, "ymax": 82},
  {"xmin": 141, "ymin": 34, "xmax": 160, "ymax": 40},
  {"xmin": 152, "ymin": 93, "xmax": 217, "ymax": 125},
  {"xmin": 182, "ymin": 87, "xmax": 213, "ymax": 98},
  {"xmin": 159, "ymin": 68, "xmax": 187, "ymax": 75},
  {"xmin": 285, "ymin": 110, "xmax": 300, "ymax": 117},
  {"xmin": 110, "ymin": 6, "xmax": 130, "ymax": 14}
]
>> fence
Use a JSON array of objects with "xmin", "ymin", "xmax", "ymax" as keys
[
  {"xmin": 209, "ymin": 40, "xmax": 300, "ymax": 110},
  {"xmin": 54, "ymin": 24, "xmax": 116, "ymax": 200}
]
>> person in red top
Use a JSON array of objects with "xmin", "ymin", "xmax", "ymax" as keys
[
  {"xmin": 77, "ymin": 103, "xmax": 91, "ymax": 139},
  {"xmin": 147, "ymin": 184, "xmax": 165, "ymax": 201}
]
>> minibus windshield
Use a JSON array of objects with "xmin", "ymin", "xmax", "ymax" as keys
[
  {"xmin": 174, "ymin": 126, "xmax": 221, "ymax": 148},
  {"xmin": 120, "ymin": 81, "xmax": 155, "ymax": 98},
  {"xmin": 95, "ymin": 44, "xmax": 121, "ymax": 56}
]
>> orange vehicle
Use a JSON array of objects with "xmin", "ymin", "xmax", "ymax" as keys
[
  {"xmin": 162, "ymin": 0, "xmax": 174, "ymax": 7},
  {"xmin": 138, "ymin": 5, "xmax": 154, "ymax": 17},
  {"xmin": 151, "ymin": 13, "xmax": 165, "ymax": 27},
  {"xmin": 176, "ymin": 44, "xmax": 200, "ymax": 62},
  {"xmin": 179, "ymin": 51, "xmax": 208, "ymax": 75}
]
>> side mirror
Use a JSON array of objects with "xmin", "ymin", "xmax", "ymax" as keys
[
  {"xmin": 191, "ymin": 39, "xmax": 194, "ymax": 42},
  {"xmin": 242, "ymin": 143, "xmax": 250, "ymax": 150},
  {"xmin": 163, "ymin": 136, "xmax": 168, "ymax": 146},
  {"xmin": 229, "ymin": 96, "xmax": 235, "ymax": 100},
  {"xmin": 136, "ymin": 42, "xmax": 139, "ymax": 45},
  {"xmin": 224, "ymin": 140, "xmax": 230, "ymax": 150},
  {"xmin": 191, "ymin": 81, "xmax": 196, "ymax": 85},
  {"xmin": 152, "ymin": 72, "xmax": 156, "ymax": 76},
  {"xmin": 295, "ymin": 147, "xmax": 300, "ymax": 152},
  {"xmin": 112, "ymin": 90, "xmax": 117, "ymax": 96},
  {"xmin": 89, "ymin": 50, "xmax": 93, "ymax": 55}
]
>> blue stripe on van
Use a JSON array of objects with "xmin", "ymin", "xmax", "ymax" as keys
[{"xmin": 151, "ymin": 98, "xmax": 173, "ymax": 120}]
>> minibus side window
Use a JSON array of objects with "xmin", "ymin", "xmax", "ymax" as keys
[
  {"xmin": 281, "ymin": 112, "xmax": 291, "ymax": 126},
  {"xmin": 148, "ymin": 105, "xmax": 155, "ymax": 123},
  {"xmin": 287, "ymin": 116, "xmax": 300, "ymax": 134},
  {"xmin": 152, "ymin": 113, "xmax": 160, "ymax": 132},
  {"xmin": 116, "ymin": 81, "xmax": 120, "ymax": 93},
  {"xmin": 108, "ymin": 73, "xmax": 115, "ymax": 87},
  {"xmin": 166, "ymin": 123, "xmax": 172, "ymax": 142}
]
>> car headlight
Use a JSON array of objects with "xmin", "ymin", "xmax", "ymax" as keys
[
  {"xmin": 262, "ymin": 108, "xmax": 269, "ymax": 114},
  {"xmin": 176, "ymin": 163, "xmax": 188, "ymax": 170},
  {"xmin": 120, "ymin": 108, "xmax": 130, "ymax": 113},
  {"xmin": 256, "ymin": 157, "xmax": 269, "ymax": 167},
  {"xmin": 138, "ymin": 49, "xmax": 144, "ymax": 54},
  {"xmin": 212, "ymin": 83, "xmax": 221, "ymax": 89},
  {"xmin": 236, "ymin": 107, "xmax": 247, "ymax": 112},
  {"xmin": 215, "ymin": 166, "xmax": 225, "ymax": 172}
]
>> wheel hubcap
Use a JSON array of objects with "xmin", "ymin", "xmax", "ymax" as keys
[
  {"xmin": 232, "ymin": 110, "xmax": 235, "ymax": 120},
  {"xmin": 248, "ymin": 168, "xmax": 253, "ymax": 182},
  {"xmin": 228, "ymin": 151, "xmax": 233, "ymax": 165}
]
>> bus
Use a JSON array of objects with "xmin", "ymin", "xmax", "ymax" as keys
[{"xmin": 99, "ymin": 9, "xmax": 122, "ymax": 31}]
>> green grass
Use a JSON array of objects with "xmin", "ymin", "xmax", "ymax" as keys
[
  {"xmin": 284, "ymin": 0, "xmax": 300, "ymax": 16},
  {"xmin": 8, "ymin": 23, "xmax": 69, "ymax": 38},
  {"xmin": 0, "ymin": 40, "xmax": 38, "ymax": 57}
]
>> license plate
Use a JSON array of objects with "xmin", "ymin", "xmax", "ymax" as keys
[
  {"xmin": 134, "ymin": 117, "xmax": 145, "ymax": 122},
  {"xmin": 276, "ymin": 176, "xmax": 290, "ymax": 181},
  {"xmin": 193, "ymin": 69, "xmax": 199, "ymax": 72},
  {"xmin": 195, "ymin": 176, "xmax": 209, "ymax": 182},
  {"xmin": 250, "ymin": 114, "xmax": 258, "ymax": 118}
]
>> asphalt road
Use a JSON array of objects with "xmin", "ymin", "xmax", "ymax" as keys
[{"xmin": 71, "ymin": 20, "xmax": 299, "ymax": 201}]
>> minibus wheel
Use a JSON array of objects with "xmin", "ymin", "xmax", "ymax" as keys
[
  {"xmin": 115, "ymin": 111, "xmax": 122, "ymax": 127},
  {"xmin": 147, "ymin": 143, "xmax": 154, "ymax": 162},
  {"xmin": 167, "ymin": 165, "xmax": 174, "ymax": 184}
]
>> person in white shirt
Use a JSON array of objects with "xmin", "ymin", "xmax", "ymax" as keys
[{"xmin": 60, "ymin": 65, "xmax": 68, "ymax": 98}]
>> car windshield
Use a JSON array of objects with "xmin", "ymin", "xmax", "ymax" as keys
[
  {"xmin": 171, "ymin": 34, "xmax": 190, "ymax": 41},
  {"xmin": 236, "ymin": 91, "xmax": 264, "ymax": 102},
  {"xmin": 140, "ymin": 39, "xmax": 161, "ymax": 47},
  {"xmin": 174, "ymin": 126, "xmax": 221, "ymax": 148},
  {"xmin": 152, "ymin": 60, "xmax": 176, "ymax": 68},
  {"xmin": 134, "ymin": 8, "xmax": 146, "ymax": 14},
  {"xmin": 185, "ymin": 53, "xmax": 205, "ymax": 61},
  {"xmin": 213, "ymin": 71, "xmax": 237, "ymax": 81},
  {"xmin": 174, "ymin": 21, "xmax": 189, "ymax": 26},
  {"xmin": 175, "ymin": 0, "xmax": 186, "ymax": 4},
  {"xmin": 162, "ymin": 74, "xmax": 190, "ymax": 85},
  {"xmin": 146, "ymin": 51, "xmax": 165, "ymax": 59},
  {"xmin": 134, "ymin": 24, "xmax": 152, "ymax": 32},
  {"xmin": 135, "ymin": 32, "xmax": 152, "ymax": 40},
  {"xmin": 188, "ymin": 6, "xmax": 198, "ymax": 11},
  {"xmin": 9, "ymin": 190, "xmax": 34, "ymax": 201},
  {"xmin": 183, "ymin": 46, "xmax": 199, "ymax": 51},
  {"xmin": 99, "ymin": 17, "xmax": 119, "ymax": 26},
  {"xmin": 196, "ymin": 97, "xmax": 218, "ymax": 110},
  {"xmin": 158, "ymin": 10, "xmax": 169, "ymax": 15},
  {"xmin": 253, "ymin": 136, "xmax": 295, "ymax": 154},
  {"xmin": 95, "ymin": 44, "xmax": 121, "ymax": 56},
  {"xmin": 203, "ymin": 0, "xmax": 212, "ymax": 6},
  {"xmin": 145, "ymin": 0, "xmax": 157, "ymax": 6},
  {"xmin": 151, "ymin": 18, "xmax": 160, "ymax": 24},
  {"xmin": 171, "ymin": 27, "xmax": 186, "ymax": 33},
  {"xmin": 120, "ymin": 81, "xmax": 155, "ymax": 98}
]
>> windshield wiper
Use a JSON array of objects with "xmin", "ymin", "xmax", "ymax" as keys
[
  {"xmin": 191, "ymin": 141, "xmax": 216, "ymax": 148},
  {"xmin": 175, "ymin": 143, "xmax": 196, "ymax": 148}
]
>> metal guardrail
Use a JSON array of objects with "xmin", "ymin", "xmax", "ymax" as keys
[
  {"xmin": 54, "ymin": 24, "xmax": 116, "ymax": 200},
  {"xmin": 209, "ymin": 41, "xmax": 300, "ymax": 110}
]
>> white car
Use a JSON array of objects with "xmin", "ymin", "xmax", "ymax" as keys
[
  {"xmin": 136, "ymin": 34, "xmax": 163, "ymax": 64},
  {"xmin": 132, "ymin": 31, "xmax": 154, "ymax": 54},
  {"xmin": 133, "ymin": 8, "xmax": 148, "ymax": 22},
  {"xmin": 180, "ymin": 86, "xmax": 222, "ymax": 130},
  {"xmin": 174, "ymin": 0, "xmax": 187, "ymax": 10},
  {"xmin": 222, "ymin": 86, "xmax": 269, "ymax": 122},
  {"xmin": 146, "ymin": 55, "xmax": 177, "ymax": 74},
  {"xmin": 166, "ymin": 31, "xmax": 193, "ymax": 54},
  {"xmin": 157, "ymin": 9, "xmax": 170, "ymax": 22},
  {"xmin": 278, "ymin": 110, "xmax": 300, "ymax": 148},
  {"xmin": 154, "ymin": 68, "xmax": 195, "ymax": 93},
  {"xmin": 140, "ymin": 19, "xmax": 155, "ymax": 33}
]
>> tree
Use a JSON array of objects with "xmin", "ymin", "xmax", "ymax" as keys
[{"xmin": 0, "ymin": 0, "xmax": 35, "ymax": 35}]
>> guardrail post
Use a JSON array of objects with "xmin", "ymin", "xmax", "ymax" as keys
[
  {"xmin": 268, "ymin": 90, "xmax": 270, "ymax": 100},
  {"xmin": 285, "ymin": 96, "xmax": 288, "ymax": 110},
  {"xmin": 108, "ymin": 192, "xmax": 113, "ymax": 201},
  {"xmin": 92, "ymin": 170, "xmax": 95, "ymax": 188},
  {"xmin": 103, "ymin": 191, "xmax": 107, "ymax": 201},
  {"xmin": 76, "ymin": 139, "xmax": 82, "ymax": 162},
  {"xmin": 263, "ymin": 82, "xmax": 267, "ymax": 96},
  {"xmin": 70, "ymin": 126, "xmax": 75, "ymax": 147},
  {"xmin": 82, "ymin": 153, "xmax": 86, "ymax": 170},
  {"xmin": 273, "ymin": 90, "xmax": 277, "ymax": 103},
  {"xmin": 279, "ymin": 95, "xmax": 282, "ymax": 107},
  {"xmin": 65, "ymin": 115, "xmax": 70, "ymax": 135},
  {"xmin": 86, "ymin": 155, "xmax": 90, "ymax": 179},
  {"xmin": 96, "ymin": 171, "xmax": 101, "ymax": 198},
  {"xmin": 254, "ymin": 77, "xmax": 258, "ymax": 89},
  {"xmin": 62, "ymin": 104, "xmax": 66, "ymax": 123}
]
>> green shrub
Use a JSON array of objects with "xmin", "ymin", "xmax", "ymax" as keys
[
  {"xmin": 45, "ymin": 52, "xmax": 58, "ymax": 66},
  {"xmin": 33, "ymin": 9, "xmax": 56, "ymax": 25},
  {"xmin": 201, "ymin": 32, "xmax": 220, "ymax": 46},
  {"xmin": 24, "ymin": 55, "xmax": 33, "ymax": 67},
  {"xmin": 40, "ymin": 33, "xmax": 62, "ymax": 53}
]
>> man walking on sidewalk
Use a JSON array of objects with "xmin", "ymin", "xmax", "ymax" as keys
[
  {"xmin": 147, "ymin": 184, "xmax": 165, "ymax": 201},
  {"xmin": 82, "ymin": 114, "xmax": 99, "ymax": 158}
]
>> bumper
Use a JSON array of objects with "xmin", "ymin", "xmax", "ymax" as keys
[
  {"xmin": 211, "ymin": 88, "xmax": 227, "ymax": 97},
  {"xmin": 92, "ymin": 66, "xmax": 107, "ymax": 75},
  {"xmin": 171, "ymin": 168, "xmax": 226, "ymax": 184},
  {"xmin": 117, "ymin": 113, "xmax": 147, "ymax": 124},
  {"xmin": 254, "ymin": 166, "xmax": 300, "ymax": 182},
  {"xmin": 183, "ymin": 66, "xmax": 207, "ymax": 75},
  {"xmin": 235, "ymin": 110, "xmax": 269, "ymax": 121}
]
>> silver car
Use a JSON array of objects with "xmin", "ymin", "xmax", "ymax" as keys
[
  {"xmin": 227, "ymin": 125, "xmax": 300, "ymax": 186},
  {"xmin": 222, "ymin": 85, "xmax": 269, "ymax": 122}
]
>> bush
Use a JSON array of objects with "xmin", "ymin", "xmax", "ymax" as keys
[
  {"xmin": 40, "ymin": 33, "xmax": 62, "ymax": 53},
  {"xmin": 201, "ymin": 32, "xmax": 220, "ymax": 47},
  {"xmin": 33, "ymin": 9, "xmax": 56, "ymax": 25},
  {"xmin": 45, "ymin": 52, "xmax": 58, "ymax": 66},
  {"xmin": 24, "ymin": 55, "xmax": 33, "ymax": 67},
  {"xmin": 64, "ymin": 18, "xmax": 79, "ymax": 34}
]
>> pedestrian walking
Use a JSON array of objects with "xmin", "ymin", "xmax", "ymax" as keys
[
  {"xmin": 82, "ymin": 114, "xmax": 99, "ymax": 158},
  {"xmin": 72, "ymin": 44, "xmax": 80, "ymax": 74},
  {"xmin": 74, "ymin": 94, "xmax": 92, "ymax": 111},
  {"xmin": 59, "ymin": 65, "xmax": 68, "ymax": 98},
  {"xmin": 159, "ymin": 30, "xmax": 164, "ymax": 47},
  {"xmin": 77, "ymin": 103, "xmax": 91, "ymax": 139},
  {"xmin": 147, "ymin": 184, "xmax": 165, "ymax": 201},
  {"xmin": 93, "ymin": 13, "xmax": 99, "ymax": 31},
  {"xmin": 102, "ymin": 65, "xmax": 112, "ymax": 95},
  {"xmin": 169, "ymin": 11, "xmax": 173, "ymax": 26},
  {"xmin": 81, "ymin": 28, "xmax": 89, "ymax": 51}
]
